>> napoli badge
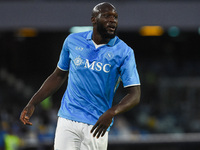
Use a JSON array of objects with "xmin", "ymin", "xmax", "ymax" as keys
[{"xmin": 105, "ymin": 52, "xmax": 114, "ymax": 60}]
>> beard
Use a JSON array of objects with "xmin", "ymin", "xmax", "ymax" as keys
[{"xmin": 96, "ymin": 22, "xmax": 117, "ymax": 39}]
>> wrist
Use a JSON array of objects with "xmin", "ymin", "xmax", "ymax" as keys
[
  {"xmin": 27, "ymin": 99, "xmax": 38, "ymax": 107},
  {"xmin": 108, "ymin": 106, "xmax": 118, "ymax": 117}
]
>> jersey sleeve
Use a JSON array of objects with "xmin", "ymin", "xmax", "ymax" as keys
[
  {"xmin": 120, "ymin": 48, "xmax": 140, "ymax": 87},
  {"xmin": 57, "ymin": 37, "xmax": 70, "ymax": 71}
]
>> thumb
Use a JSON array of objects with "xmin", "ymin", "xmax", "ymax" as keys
[
  {"xmin": 25, "ymin": 115, "xmax": 30, "ymax": 120},
  {"xmin": 24, "ymin": 114, "xmax": 33, "ymax": 126}
]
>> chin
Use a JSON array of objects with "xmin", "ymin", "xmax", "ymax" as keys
[
  {"xmin": 108, "ymin": 34, "xmax": 115, "ymax": 39},
  {"xmin": 98, "ymin": 28, "xmax": 116, "ymax": 39},
  {"xmin": 107, "ymin": 32, "xmax": 116, "ymax": 38},
  {"xmin": 103, "ymin": 30, "xmax": 115, "ymax": 38}
]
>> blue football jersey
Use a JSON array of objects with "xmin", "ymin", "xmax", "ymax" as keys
[{"xmin": 57, "ymin": 31, "xmax": 140, "ymax": 129}]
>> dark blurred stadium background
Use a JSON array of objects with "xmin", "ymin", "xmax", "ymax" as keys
[{"xmin": 1, "ymin": 0, "xmax": 200, "ymax": 150}]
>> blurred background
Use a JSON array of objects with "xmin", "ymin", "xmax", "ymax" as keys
[{"xmin": 0, "ymin": 0, "xmax": 200, "ymax": 150}]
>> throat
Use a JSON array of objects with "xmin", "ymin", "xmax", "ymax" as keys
[
  {"xmin": 92, "ymin": 31, "xmax": 110, "ymax": 45},
  {"xmin": 92, "ymin": 40, "xmax": 106, "ymax": 49}
]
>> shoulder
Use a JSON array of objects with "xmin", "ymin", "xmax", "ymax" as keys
[
  {"xmin": 115, "ymin": 37, "xmax": 134, "ymax": 54},
  {"xmin": 63, "ymin": 31, "xmax": 90, "ymax": 46},
  {"xmin": 67, "ymin": 31, "xmax": 91, "ymax": 40},
  {"xmin": 62, "ymin": 31, "xmax": 91, "ymax": 50}
]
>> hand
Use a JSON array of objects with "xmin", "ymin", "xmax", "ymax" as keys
[
  {"xmin": 20, "ymin": 104, "xmax": 35, "ymax": 125},
  {"xmin": 91, "ymin": 109, "xmax": 114, "ymax": 138}
]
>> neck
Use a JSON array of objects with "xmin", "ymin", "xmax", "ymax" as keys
[{"xmin": 92, "ymin": 29, "xmax": 110, "ymax": 45}]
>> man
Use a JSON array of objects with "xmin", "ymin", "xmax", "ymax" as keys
[{"xmin": 20, "ymin": 2, "xmax": 141, "ymax": 150}]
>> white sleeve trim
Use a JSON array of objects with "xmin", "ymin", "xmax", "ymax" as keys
[
  {"xmin": 124, "ymin": 84, "xmax": 141, "ymax": 88},
  {"xmin": 57, "ymin": 66, "xmax": 69, "ymax": 71}
]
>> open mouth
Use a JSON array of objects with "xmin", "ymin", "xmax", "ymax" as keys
[{"xmin": 107, "ymin": 25, "xmax": 116, "ymax": 32}]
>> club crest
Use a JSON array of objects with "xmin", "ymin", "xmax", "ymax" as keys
[{"xmin": 105, "ymin": 52, "xmax": 114, "ymax": 60}]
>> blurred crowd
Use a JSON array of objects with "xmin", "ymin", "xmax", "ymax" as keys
[
  {"xmin": 1, "ymin": 30, "xmax": 200, "ymax": 149},
  {"xmin": 1, "ymin": 59, "xmax": 200, "ymax": 150}
]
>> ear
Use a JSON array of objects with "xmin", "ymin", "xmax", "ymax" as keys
[{"xmin": 91, "ymin": 17, "xmax": 96, "ymax": 24}]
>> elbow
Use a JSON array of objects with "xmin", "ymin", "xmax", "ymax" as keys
[{"xmin": 128, "ymin": 95, "xmax": 140, "ymax": 111}]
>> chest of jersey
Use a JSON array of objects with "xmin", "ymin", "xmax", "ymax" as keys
[{"xmin": 68, "ymin": 38, "xmax": 120, "ymax": 74}]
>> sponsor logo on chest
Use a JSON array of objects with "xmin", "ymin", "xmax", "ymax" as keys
[{"xmin": 73, "ymin": 57, "xmax": 111, "ymax": 73}]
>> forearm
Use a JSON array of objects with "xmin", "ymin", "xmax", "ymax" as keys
[
  {"xmin": 91, "ymin": 86, "xmax": 141, "ymax": 138},
  {"xmin": 110, "ymin": 85, "xmax": 141, "ymax": 116},
  {"xmin": 27, "ymin": 68, "xmax": 67, "ymax": 106}
]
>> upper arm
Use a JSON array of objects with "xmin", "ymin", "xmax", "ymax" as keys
[
  {"xmin": 126, "ymin": 85, "xmax": 141, "ymax": 96},
  {"xmin": 125, "ymin": 85, "xmax": 141, "ymax": 103},
  {"xmin": 53, "ymin": 67, "xmax": 69, "ymax": 81}
]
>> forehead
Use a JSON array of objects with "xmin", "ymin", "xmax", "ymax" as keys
[{"xmin": 99, "ymin": 5, "xmax": 117, "ymax": 14}]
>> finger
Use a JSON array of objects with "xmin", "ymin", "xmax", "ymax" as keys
[
  {"xmin": 24, "ymin": 116, "xmax": 32, "ymax": 125},
  {"xmin": 20, "ymin": 110, "xmax": 27, "ymax": 119},
  {"xmin": 20, "ymin": 110, "xmax": 27, "ymax": 124},
  {"xmin": 20, "ymin": 110, "xmax": 32, "ymax": 125},
  {"xmin": 101, "ymin": 129, "xmax": 107, "ymax": 137},
  {"xmin": 20, "ymin": 119, "xmax": 26, "ymax": 125},
  {"xmin": 96, "ymin": 128, "xmax": 104, "ymax": 139},
  {"xmin": 91, "ymin": 122, "xmax": 99, "ymax": 133},
  {"xmin": 25, "ymin": 121, "xmax": 33, "ymax": 126},
  {"xmin": 93, "ymin": 125, "xmax": 102, "ymax": 137},
  {"xmin": 23, "ymin": 119, "xmax": 32, "ymax": 125},
  {"xmin": 25, "ymin": 115, "xmax": 30, "ymax": 120}
]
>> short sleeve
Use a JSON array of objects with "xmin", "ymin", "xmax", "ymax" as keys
[
  {"xmin": 120, "ymin": 48, "xmax": 140, "ymax": 87},
  {"xmin": 57, "ymin": 38, "xmax": 70, "ymax": 71}
]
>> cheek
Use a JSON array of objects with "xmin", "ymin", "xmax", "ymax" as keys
[
  {"xmin": 97, "ymin": 20, "xmax": 106, "ymax": 27},
  {"xmin": 98, "ymin": 18, "xmax": 107, "ymax": 24}
]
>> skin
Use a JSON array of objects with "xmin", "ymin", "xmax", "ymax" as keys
[
  {"xmin": 91, "ymin": 2, "xmax": 118, "ymax": 44},
  {"xmin": 20, "ymin": 2, "xmax": 141, "ymax": 139},
  {"xmin": 20, "ymin": 68, "xmax": 68, "ymax": 125}
]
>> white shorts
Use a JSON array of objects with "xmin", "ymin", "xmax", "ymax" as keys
[{"xmin": 54, "ymin": 117, "xmax": 108, "ymax": 150}]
